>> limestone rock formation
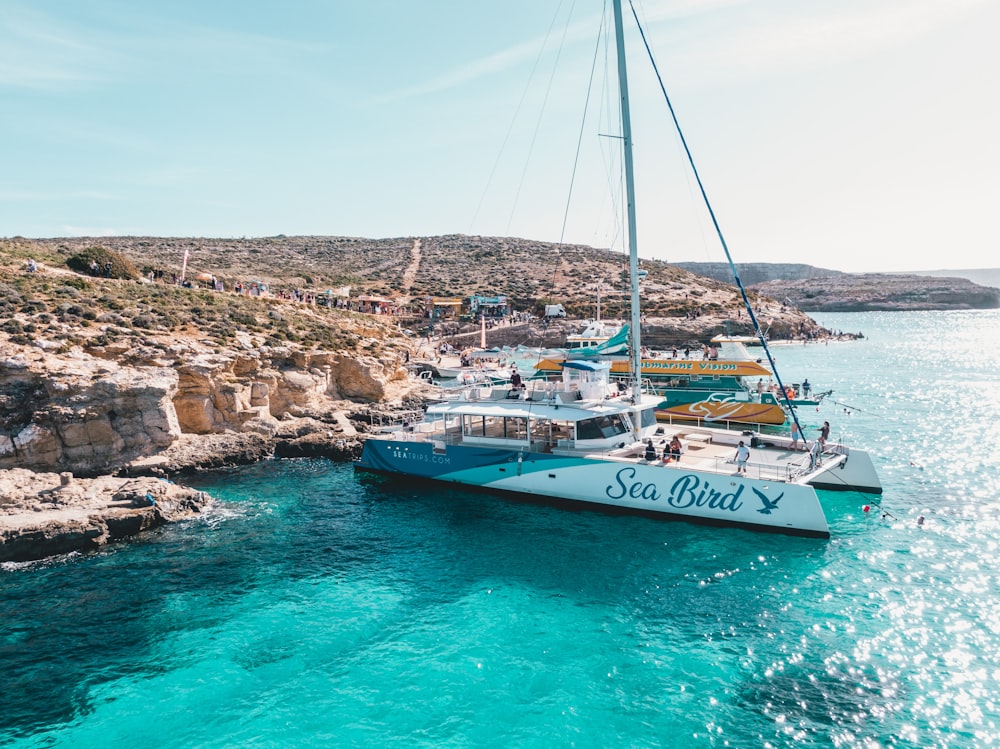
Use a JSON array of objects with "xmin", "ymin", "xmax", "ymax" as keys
[
  {"xmin": 169, "ymin": 347, "xmax": 409, "ymax": 434},
  {"xmin": 0, "ymin": 468, "xmax": 210, "ymax": 562},
  {"xmin": 0, "ymin": 329, "xmax": 413, "ymax": 478},
  {"xmin": 0, "ymin": 346, "xmax": 181, "ymax": 476}
]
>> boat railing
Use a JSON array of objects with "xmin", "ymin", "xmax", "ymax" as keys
[
  {"xmin": 655, "ymin": 414, "xmax": 779, "ymax": 432},
  {"xmin": 369, "ymin": 409, "xmax": 424, "ymax": 431},
  {"xmin": 383, "ymin": 424, "xmax": 837, "ymax": 483},
  {"xmin": 583, "ymin": 445, "xmax": 811, "ymax": 483}
]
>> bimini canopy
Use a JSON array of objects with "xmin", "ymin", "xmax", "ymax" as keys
[
  {"xmin": 560, "ymin": 360, "xmax": 611, "ymax": 372},
  {"xmin": 572, "ymin": 325, "xmax": 630, "ymax": 357}
]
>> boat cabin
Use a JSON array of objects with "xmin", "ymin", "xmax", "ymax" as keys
[{"xmin": 420, "ymin": 360, "xmax": 657, "ymax": 453}]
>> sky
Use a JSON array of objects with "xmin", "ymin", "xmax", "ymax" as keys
[{"xmin": 2, "ymin": 0, "xmax": 998, "ymax": 273}]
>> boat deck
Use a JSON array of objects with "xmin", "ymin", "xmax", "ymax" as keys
[
  {"xmin": 609, "ymin": 428, "xmax": 836, "ymax": 484},
  {"xmin": 377, "ymin": 419, "xmax": 837, "ymax": 485}
]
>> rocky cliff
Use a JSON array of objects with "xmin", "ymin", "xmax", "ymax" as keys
[
  {"xmin": 0, "ymin": 348, "xmax": 181, "ymax": 475},
  {"xmin": 0, "ymin": 340, "xmax": 414, "ymax": 477}
]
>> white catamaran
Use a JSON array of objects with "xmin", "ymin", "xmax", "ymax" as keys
[{"xmin": 356, "ymin": 0, "xmax": 882, "ymax": 537}]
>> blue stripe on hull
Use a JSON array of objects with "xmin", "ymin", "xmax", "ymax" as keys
[{"xmin": 358, "ymin": 440, "xmax": 533, "ymax": 479}]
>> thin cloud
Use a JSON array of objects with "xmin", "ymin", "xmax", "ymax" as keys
[
  {"xmin": 368, "ymin": 11, "xmax": 608, "ymax": 105},
  {"xmin": 0, "ymin": 2, "xmax": 327, "ymax": 90},
  {"xmin": 641, "ymin": 0, "xmax": 992, "ymax": 79},
  {"xmin": 0, "ymin": 5, "xmax": 112, "ymax": 89}
]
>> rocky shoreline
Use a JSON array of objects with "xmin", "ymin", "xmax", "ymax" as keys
[
  {"xmin": 0, "ymin": 468, "xmax": 211, "ymax": 563},
  {"xmin": 0, "ymin": 374, "xmax": 431, "ymax": 563}
]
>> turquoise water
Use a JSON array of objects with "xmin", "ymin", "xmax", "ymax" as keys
[{"xmin": 3, "ymin": 310, "xmax": 999, "ymax": 748}]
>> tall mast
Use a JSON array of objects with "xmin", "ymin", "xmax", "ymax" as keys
[{"xmin": 612, "ymin": 0, "xmax": 643, "ymax": 408}]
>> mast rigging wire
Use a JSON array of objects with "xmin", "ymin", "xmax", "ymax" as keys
[{"xmin": 625, "ymin": 0, "xmax": 806, "ymax": 439}]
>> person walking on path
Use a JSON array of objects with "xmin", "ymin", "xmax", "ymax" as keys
[{"xmin": 734, "ymin": 441, "xmax": 750, "ymax": 475}]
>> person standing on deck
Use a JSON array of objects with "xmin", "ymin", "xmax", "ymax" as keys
[
  {"xmin": 735, "ymin": 441, "xmax": 750, "ymax": 475},
  {"xmin": 818, "ymin": 421, "xmax": 830, "ymax": 448},
  {"xmin": 790, "ymin": 421, "xmax": 801, "ymax": 450}
]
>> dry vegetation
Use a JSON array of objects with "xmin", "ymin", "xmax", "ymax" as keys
[
  {"xmin": 16, "ymin": 233, "xmax": 763, "ymax": 322},
  {"xmin": 0, "ymin": 239, "xmax": 405, "ymax": 361}
]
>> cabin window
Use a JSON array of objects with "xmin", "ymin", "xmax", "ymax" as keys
[
  {"xmin": 463, "ymin": 415, "xmax": 488, "ymax": 436},
  {"xmin": 503, "ymin": 416, "xmax": 528, "ymax": 440},
  {"xmin": 461, "ymin": 414, "xmax": 529, "ymax": 441},
  {"xmin": 530, "ymin": 419, "xmax": 553, "ymax": 442},
  {"xmin": 576, "ymin": 414, "xmax": 629, "ymax": 440},
  {"xmin": 639, "ymin": 408, "xmax": 657, "ymax": 429}
]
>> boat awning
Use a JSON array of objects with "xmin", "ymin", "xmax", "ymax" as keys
[
  {"xmin": 612, "ymin": 359, "xmax": 772, "ymax": 377},
  {"xmin": 426, "ymin": 399, "xmax": 630, "ymax": 422},
  {"xmin": 572, "ymin": 325, "xmax": 630, "ymax": 357},
  {"xmin": 535, "ymin": 357, "xmax": 772, "ymax": 376},
  {"xmin": 560, "ymin": 360, "xmax": 611, "ymax": 372}
]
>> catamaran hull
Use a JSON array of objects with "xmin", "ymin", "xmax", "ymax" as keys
[
  {"xmin": 809, "ymin": 448, "xmax": 882, "ymax": 494},
  {"xmin": 357, "ymin": 440, "xmax": 831, "ymax": 537}
]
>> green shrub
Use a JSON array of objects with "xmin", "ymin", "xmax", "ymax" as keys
[
  {"xmin": 66, "ymin": 247, "xmax": 140, "ymax": 280},
  {"xmin": 62, "ymin": 276, "xmax": 91, "ymax": 291},
  {"xmin": 230, "ymin": 310, "xmax": 257, "ymax": 327}
]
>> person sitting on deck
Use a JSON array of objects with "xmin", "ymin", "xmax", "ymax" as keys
[
  {"xmin": 510, "ymin": 369, "xmax": 523, "ymax": 390},
  {"xmin": 666, "ymin": 435, "xmax": 683, "ymax": 463},
  {"xmin": 644, "ymin": 439, "xmax": 657, "ymax": 462},
  {"xmin": 818, "ymin": 420, "xmax": 830, "ymax": 448}
]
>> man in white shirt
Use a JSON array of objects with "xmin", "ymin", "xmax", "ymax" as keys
[{"xmin": 735, "ymin": 441, "xmax": 750, "ymax": 475}]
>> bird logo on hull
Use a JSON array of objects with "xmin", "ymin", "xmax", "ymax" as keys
[{"xmin": 752, "ymin": 487, "xmax": 784, "ymax": 515}]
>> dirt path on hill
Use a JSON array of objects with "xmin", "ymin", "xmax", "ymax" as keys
[{"xmin": 401, "ymin": 239, "xmax": 421, "ymax": 294}]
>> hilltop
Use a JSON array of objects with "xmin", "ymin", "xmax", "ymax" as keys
[
  {"xmin": 14, "ymin": 234, "xmax": 821, "ymax": 339},
  {"xmin": 900, "ymin": 268, "xmax": 1000, "ymax": 290}
]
